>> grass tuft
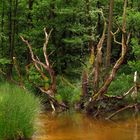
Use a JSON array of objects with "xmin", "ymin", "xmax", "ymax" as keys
[{"xmin": 0, "ymin": 83, "xmax": 41, "ymax": 140}]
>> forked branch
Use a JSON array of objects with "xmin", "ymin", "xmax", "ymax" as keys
[
  {"xmin": 93, "ymin": 0, "xmax": 128, "ymax": 99},
  {"xmin": 20, "ymin": 28, "xmax": 56, "ymax": 97}
]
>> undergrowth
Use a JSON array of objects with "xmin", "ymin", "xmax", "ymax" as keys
[{"xmin": 55, "ymin": 76, "xmax": 81, "ymax": 106}]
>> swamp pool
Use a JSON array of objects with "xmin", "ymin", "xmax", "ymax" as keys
[{"xmin": 33, "ymin": 111, "xmax": 140, "ymax": 140}]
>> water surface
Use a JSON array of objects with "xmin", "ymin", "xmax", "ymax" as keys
[{"xmin": 33, "ymin": 111, "xmax": 140, "ymax": 140}]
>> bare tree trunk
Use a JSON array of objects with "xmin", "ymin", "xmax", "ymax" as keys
[
  {"xmin": 93, "ymin": 11, "xmax": 106, "ymax": 93},
  {"xmin": 96, "ymin": 0, "xmax": 128, "ymax": 99},
  {"xmin": 106, "ymin": 0, "xmax": 114, "ymax": 68},
  {"xmin": 7, "ymin": 0, "xmax": 18, "ymax": 79}
]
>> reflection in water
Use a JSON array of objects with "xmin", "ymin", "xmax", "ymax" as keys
[{"xmin": 33, "ymin": 112, "xmax": 140, "ymax": 140}]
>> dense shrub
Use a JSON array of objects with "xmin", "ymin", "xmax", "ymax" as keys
[{"xmin": 0, "ymin": 83, "xmax": 41, "ymax": 140}]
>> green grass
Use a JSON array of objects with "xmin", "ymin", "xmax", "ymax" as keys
[{"xmin": 0, "ymin": 83, "xmax": 41, "ymax": 140}]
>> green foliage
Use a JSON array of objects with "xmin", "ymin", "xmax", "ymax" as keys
[
  {"xmin": 0, "ymin": 58, "xmax": 10, "ymax": 65},
  {"xmin": 126, "ymin": 8, "xmax": 140, "ymax": 32},
  {"xmin": 0, "ymin": 83, "xmax": 41, "ymax": 140},
  {"xmin": 55, "ymin": 76, "xmax": 81, "ymax": 106},
  {"xmin": 128, "ymin": 38, "xmax": 140, "ymax": 72},
  {"xmin": 0, "ymin": 0, "xmax": 140, "ymax": 110},
  {"xmin": 108, "ymin": 73, "xmax": 133, "ymax": 96},
  {"xmin": 28, "ymin": 65, "xmax": 42, "ymax": 83}
]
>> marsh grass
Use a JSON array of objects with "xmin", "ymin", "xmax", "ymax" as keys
[{"xmin": 0, "ymin": 83, "xmax": 41, "ymax": 140}]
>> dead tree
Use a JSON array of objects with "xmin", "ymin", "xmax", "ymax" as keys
[
  {"xmin": 82, "ymin": 70, "xmax": 88, "ymax": 96},
  {"xmin": 20, "ymin": 28, "xmax": 56, "ymax": 97},
  {"xmin": 92, "ymin": 0, "xmax": 129, "ymax": 100},
  {"xmin": 93, "ymin": 10, "xmax": 107, "ymax": 93}
]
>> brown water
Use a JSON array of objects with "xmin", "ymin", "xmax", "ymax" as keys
[{"xmin": 33, "ymin": 111, "xmax": 140, "ymax": 140}]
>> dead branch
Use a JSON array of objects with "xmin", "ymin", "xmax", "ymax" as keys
[
  {"xmin": 39, "ymin": 87, "xmax": 69, "ymax": 109},
  {"xmin": 118, "ymin": 72, "xmax": 139, "ymax": 99},
  {"xmin": 126, "ymin": 32, "xmax": 131, "ymax": 45},
  {"xmin": 106, "ymin": 104, "xmax": 137, "ymax": 120},
  {"xmin": 20, "ymin": 28, "xmax": 56, "ymax": 97},
  {"xmin": 94, "ymin": 0, "xmax": 128, "ymax": 99},
  {"xmin": 25, "ymin": 64, "xmax": 68, "ymax": 110},
  {"xmin": 111, "ymin": 28, "xmax": 122, "ymax": 45},
  {"xmin": 48, "ymin": 50, "xmax": 55, "ymax": 57},
  {"xmin": 20, "ymin": 36, "xmax": 49, "ymax": 71},
  {"xmin": 131, "ymin": 71, "xmax": 138, "ymax": 100},
  {"xmin": 93, "ymin": 10, "xmax": 107, "ymax": 93},
  {"xmin": 43, "ymin": 28, "xmax": 53, "ymax": 66},
  {"xmin": 123, "ymin": 86, "xmax": 135, "ymax": 97}
]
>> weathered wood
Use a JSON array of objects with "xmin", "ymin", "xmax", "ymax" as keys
[
  {"xmin": 131, "ymin": 71, "xmax": 138, "ymax": 100},
  {"xmin": 94, "ymin": 0, "xmax": 128, "ymax": 99},
  {"xmin": 93, "ymin": 10, "xmax": 107, "ymax": 93},
  {"xmin": 20, "ymin": 28, "xmax": 56, "ymax": 96},
  {"xmin": 106, "ymin": 104, "xmax": 137, "ymax": 120}
]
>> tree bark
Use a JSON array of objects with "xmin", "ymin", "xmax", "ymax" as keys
[
  {"xmin": 20, "ymin": 28, "xmax": 56, "ymax": 96},
  {"xmin": 96, "ymin": 0, "xmax": 127, "ymax": 99},
  {"xmin": 93, "ymin": 11, "xmax": 106, "ymax": 93},
  {"xmin": 7, "ymin": 0, "xmax": 18, "ymax": 79},
  {"xmin": 106, "ymin": 0, "xmax": 114, "ymax": 68}
]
